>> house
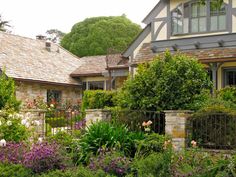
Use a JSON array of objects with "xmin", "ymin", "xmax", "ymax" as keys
[
  {"xmin": 70, "ymin": 54, "xmax": 129, "ymax": 91},
  {"xmin": 0, "ymin": 32, "xmax": 128, "ymax": 106},
  {"xmin": 123, "ymin": 0, "xmax": 236, "ymax": 90},
  {"xmin": 0, "ymin": 32, "xmax": 83, "ymax": 106}
]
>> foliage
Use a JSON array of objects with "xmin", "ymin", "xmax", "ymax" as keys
[
  {"xmin": 131, "ymin": 151, "xmax": 173, "ymax": 177},
  {"xmin": 0, "ymin": 15, "xmax": 11, "ymax": 32},
  {"xmin": 61, "ymin": 15, "xmax": 141, "ymax": 57},
  {"xmin": 89, "ymin": 149, "xmax": 131, "ymax": 176},
  {"xmin": 117, "ymin": 51, "xmax": 212, "ymax": 111},
  {"xmin": 0, "ymin": 142, "xmax": 29, "ymax": 164},
  {"xmin": 217, "ymin": 86, "xmax": 236, "ymax": 105},
  {"xmin": 0, "ymin": 70, "xmax": 21, "ymax": 111},
  {"xmin": 77, "ymin": 121, "xmax": 144, "ymax": 164},
  {"xmin": 46, "ymin": 29, "xmax": 65, "ymax": 43},
  {"xmin": 46, "ymin": 117, "xmax": 67, "ymax": 128},
  {"xmin": 0, "ymin": 163, "xmax": 33, "ymax": 177},
  {"xmin": 82, "ymin": 90, "xmax": 117, "ymax": 110},
  {"xmin": 23, "ymin": 96, "xmax": 48, "ymax": 110},
  {"xmin": 171, "ymin": 148, "xmax": 236, "ymax": 177},
  {"xmin": 39, "ymin": 166, "xmax": 108, "ymax": 177},
  {"xmin": 0, "ymin": 112, "xmax": 30, "ymax": 142},
  {"xmin": 47, "ymin": 131, "xmax": 74, "ymax": 148},
  {"xmin": 23, "ymin": 142, "xmax": 69, "ymax": 173},
  {"xmin": 135, "ymin": 133, "xmax": 171, "ymax": 158}
]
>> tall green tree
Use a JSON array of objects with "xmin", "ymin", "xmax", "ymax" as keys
[
  {"xmin": 0, "ymin": 70, "xmax": 21, "ymax": 111},
  {"xmin": 0, "ymin": 15, "xmax": 11, "ymax": 32},
  {"xmin": 117, "ymin": 51, "xmax": 212, "ymax": 111},
  {"xmin": 61, "ymin": 15, "xmax": 141, "ymax": 57}
]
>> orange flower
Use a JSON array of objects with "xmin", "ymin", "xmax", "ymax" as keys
[{"xmin": 142, "ymin": 121, "xmax": 147, "ymax": 127}]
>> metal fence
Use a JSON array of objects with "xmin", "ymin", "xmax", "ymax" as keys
[
  {"xmin": 45, "ymin": 109, "xmax": 84, "ymax": 136},
  {"xmin": 111, "ymin": 110, "xmax": 165, "ymax": 134},
  {"xmin": 188, "ymin": 113, "xmax": 236, "ymax": 149}
]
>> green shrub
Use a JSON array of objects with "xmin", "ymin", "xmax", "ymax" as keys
[
  {"xmin": 171, "ymin": 149, "xmax": 236, "ymax": 177},
  {"xmin": 0, "ymin": 70, "xmax": 21, "ymax": 111},
  {"xmin": 131, "ymin": 151, "xmax": 172, "ymax": 177},
  {"xmin": 135, "ymin": 133, "xmax": 171, "ymax": 158},
  {"xmin": 82, "ymin": 90, "xmax": 116, "ymax": 110},
  {"xmin": 0, "ymin": 112, "xmax": 30, "ymax": 142},
  {"xmin": 39, "ymin": 166, "xmax": 108, "ymax": 177},
  {"xmin": 218, "ymin": 86, "xmax": 236, "ymax": 105},
  {"xmin": 45, "ymin": 117, "xmax": 67, "ymax": 128},
  {"xmin": 76, "ymin": 121, "xmax": 144, "ymax": 164},
  {"xmin": 0, "ymin": 163, "xmax": 33, "ymax": 177},
  {"xmin": 117, "ymin": 51, "xmax": 212, "ymax": 111},
  {"xmin": 47, "ymin": 131, "xmax": 74, "ymax": 148}
]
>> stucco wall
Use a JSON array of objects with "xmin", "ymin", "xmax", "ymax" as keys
[{"xmin": 15, "ymin": 81, "xmax": 81, "ymax": 106}]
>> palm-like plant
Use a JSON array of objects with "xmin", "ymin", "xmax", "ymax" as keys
[{"xmin": 0, "ymin": 15, "xmax": 11, "ymax": 32}]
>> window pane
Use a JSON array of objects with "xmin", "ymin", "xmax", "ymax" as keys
[
  {"xmin": 172, "ymin": 18, "xmax": 178, "ymax": 34},
  {"xmin": 199, "ymin": 17, "xmax": 206, "ymax": 32},
  {"xmin": 225, "ymin": 71, "xmax": 236, "ymax": 86},
  {"xmin": 191, "ymin": 19, "xmax": 198, "ymax": 32},
  {"xmin": 177, "ymin": 19, "xmax": 183, "ymax": 33},
  {"xmin": 191, "ymin": 3, "xmax": 198, "ymax": 17},
  {"xmin": 199, "ymin": 4, "xmax": 206, "ymax": 16},
  {"xmin": 210, "ymin": 16, "xmax": 218, "ymax": 31},
  {"xmin": 88, "ymin": 81, "xmax": 104, "ymax": 90},
  {"xmin": 183, "ymin": 18, "xmax": 189, "ymax": 33},
  {"xmin": 219, "ymin": 15, "xmax": 226, "ymax": 30}
]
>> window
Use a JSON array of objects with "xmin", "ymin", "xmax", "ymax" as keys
[
  {"xmin": 47, "ymin": 90, "xmax": 62, "ymax": 104},
  {"xmin": 224, "ymin": 69, "xmax": 236, "ymax": 87},
  {"xmin": 172, "ymin": 5, "xmax": 183, "ymax": 35},
  {"xmin": 82, "ymin": 81, "xmax": 104, "ymax": 90},
  {"xmin": 171, "ymin": 0, "xmax": 227, "ymax": 35},
  {"xmin": 190, "ymin": 2, "xmax": 207, "ymax": 33},
  {"xmin": 210, "ymin": 1, "xmax": 226, "ymax": 31}
]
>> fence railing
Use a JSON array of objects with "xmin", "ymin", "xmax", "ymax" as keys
[
  {"xmin": 188, "ymin": 113, "xmax": 236, "ymax": 150},
  {"xmin": 45, "ymin": 109, "xmax": 84, "ymax": 136},
  {"xmin": 111, "ymin": 110, "xmax": 165, "ymax": 134}
]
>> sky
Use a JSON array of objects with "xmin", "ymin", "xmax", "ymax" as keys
[{"xmin": 1, "ymin": 0, "xmax": 158, "ymax": 38}]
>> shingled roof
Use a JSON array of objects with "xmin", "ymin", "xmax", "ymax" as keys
[
  {"xmin": 132, "ymin": 42, "xmax": 236, "ymax": 65},
  {"xmin": 70, "ymin": 54, "xmax": 128, "ymax": 77},
  {"xmin": 0, "ymin": 32, "xmax": 83, "ymax": 86}
]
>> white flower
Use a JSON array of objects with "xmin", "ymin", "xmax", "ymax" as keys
[
  {"xmin": 6, "ymin": 121, "xmax": 12, "ymax": 126},
  {"xmin": 0, "ymin": 139, "xmax": 6, "ymax": 147},
  {"xmin": 25, "ymin": 122, "xmax": 30, "ymax": 128},
  {"xmin": 21, "ymin": 119, "xmax": 27, "ymax": 125},
  {"xmin": 0, "ymin": 121, "xmax": 2, "ymax": 126},
  {"xmin": 33, "ymin": 120, "xmax": 40, "ymax": 126},
  {"xmin": 38, "ymin": 137, "xmax": 43, "ymax": 143},
  {"xmin": 50, "ymin": 104, "xmax": 54, "ymax": 108},
  {"xmin": 8, "ymin": 114, "xmax": 13, "ymax": 118}
]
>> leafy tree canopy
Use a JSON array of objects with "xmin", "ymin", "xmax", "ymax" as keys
[
  {"xmin": 61, "ymin": 15, "xmax": 141, "ymax": 57},
  {"xmin": 116, "ymin": 51, "xmax": 212, "ymax": 111},
  {"xmin": 46, "ymin": 29, "xmax": 65, "ymax": 43}
]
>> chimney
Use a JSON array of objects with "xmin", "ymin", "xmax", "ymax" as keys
[
  {"xmin": 36, "ymin": 35, "xmax": 46, "ymax": 40},
  {"xmin": 45, "ymin": 40, "xmax": 51, "ymax": 52}
]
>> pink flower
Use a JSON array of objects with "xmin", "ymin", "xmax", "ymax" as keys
[{"xmin": 191, "ymin": 140, "xmax": 197, "ymax": 147}]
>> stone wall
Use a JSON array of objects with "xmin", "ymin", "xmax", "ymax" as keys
[
  {"xmin": 15, "ymin": 81, "xmax": 81, "ymax": 106},
  {"xmin": 165, "ymin": 110, "xmax": 193, "ymax": 151},
  {"xmin": 85, "ymin": 109, "xmax": 111, "ymax": 126}
]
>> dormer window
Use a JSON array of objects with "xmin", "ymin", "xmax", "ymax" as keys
[
  {"xmin": 171, "ymin": 0, "xmax": 227, "ymax": 35},
  {"xmin": 190, "ymin": 2, "xmax": 207, "ymax": 33},
  {"xmin": 210, "ymin": 1, "xmax": 226, "ymax": 31}
]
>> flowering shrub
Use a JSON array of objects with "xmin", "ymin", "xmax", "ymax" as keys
[
  {"xmin": 0, "ymin": 112, "xmax": 30, "ymax": 142},
  {"xmin": 23, "ymin": 96, "xmax": 48, "ymax": 110},
  {"xmin": 23, "ymin": 142, "xmax": 68, "ymax": 173},
  {"xmin": 89, "ymin": 149, "xmax": 131, "ymax": 176},
  {"xmin": 0, "ymin": 142, "xmax": 29, "ymax": 164}
]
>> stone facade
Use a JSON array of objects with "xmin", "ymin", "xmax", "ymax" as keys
[
  {"xmin": 85, "ymin": 109, "xmax": 111, "ymax": 126},
  {"xmin": 164, "ymin": 110, "xmax": 193, "ymax": 151},
  {"xmin": 15, "ymin": 81, "xmax": 81, "ymax": 106}
]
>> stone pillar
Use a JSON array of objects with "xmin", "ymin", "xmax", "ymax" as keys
[
  {"xmin": 164, "ymin": 110, "xmax": 193, "ymax": 151},
  {"xmin": 85, "ymin": 109, "xmax": 111, "ymax": 126}
]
